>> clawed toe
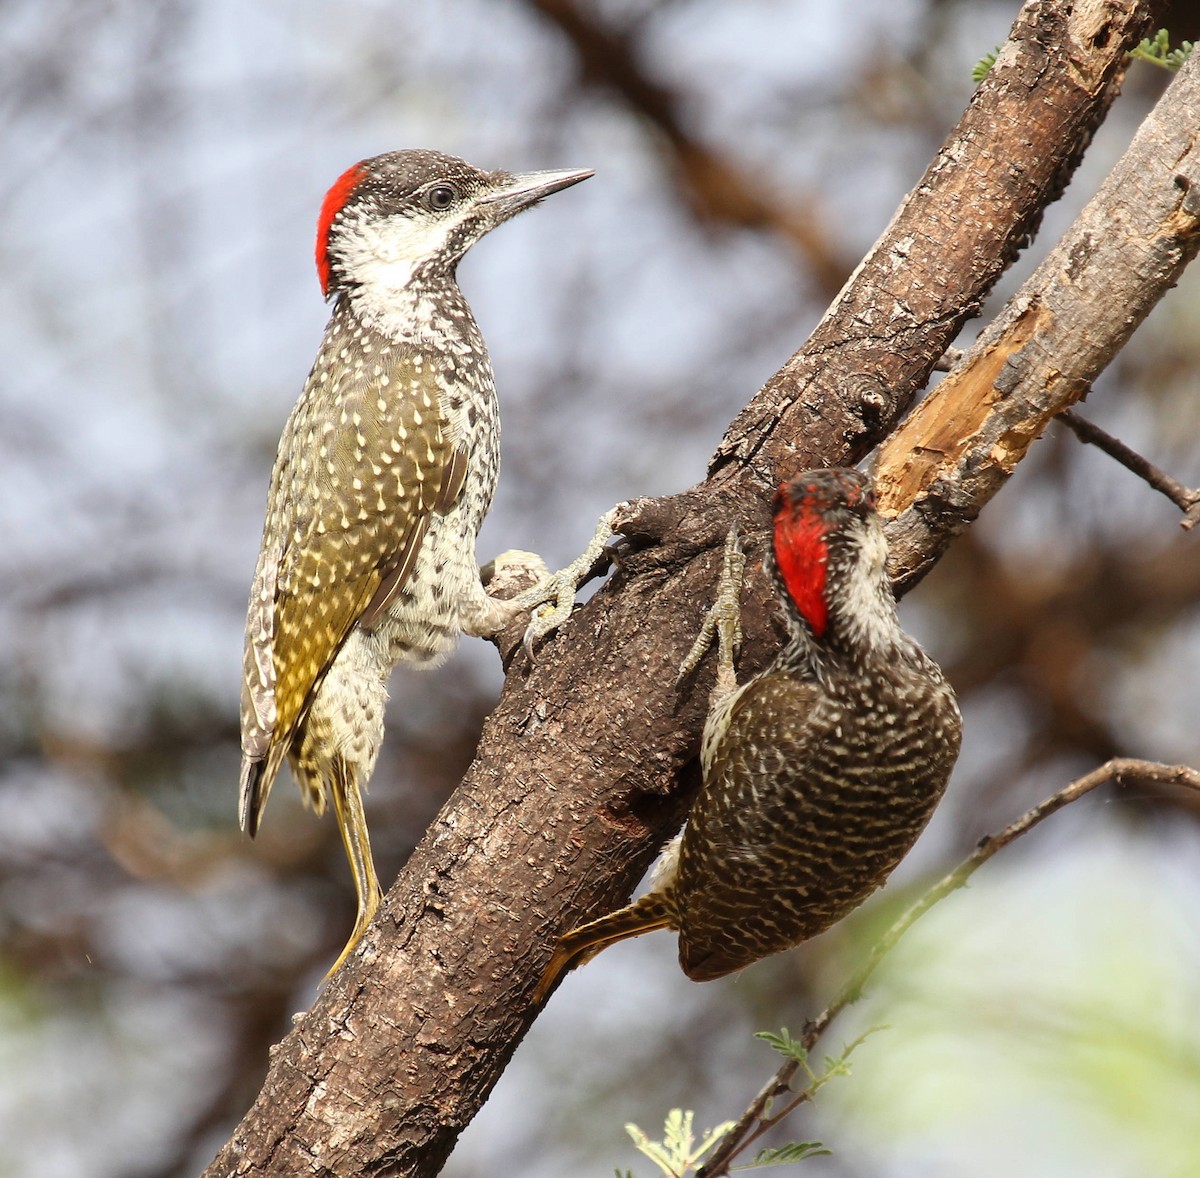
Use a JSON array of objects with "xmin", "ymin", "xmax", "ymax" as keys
[
  {"xmin": 677, "ymin": 528, "xmax": 745, "ymax": 686},
  {"xmin": 502, "ymin": 510, "xmax": 619, "ymax": 656}
]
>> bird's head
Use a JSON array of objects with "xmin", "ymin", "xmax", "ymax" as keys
[
  {"xmin": 314, "ymin": 149, "xmax": 592, "ymax": 299},
  {"xmin": 770, "ymin": 468, "xmax": 896, "ymax": 650}
]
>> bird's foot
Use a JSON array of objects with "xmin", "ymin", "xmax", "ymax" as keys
[
  {"xmin": 677, "ymin": 528, "xmax": 745, "ymax": 697},
  {"xmin": 471, "ymin": 549, "xmax": 550, "ymax": 637},
  {"xmin": 506, "ymin": 510, "xmax": 618, "ymax": 657}
]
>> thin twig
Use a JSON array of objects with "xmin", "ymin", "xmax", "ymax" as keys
[
  {"xmin": 697, "ymin": 758, "xmax": 1200, "ymax": 1178},
  {"xmin": 1059, "ymin": 409, "xmax": 1200, "ymax": 529}
]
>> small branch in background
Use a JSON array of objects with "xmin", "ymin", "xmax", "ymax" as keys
[
  {"xmin": 696, "ymin": 758, "xmax": 1200, "ymax": 1178},
  {"xmin": 1058, "ymin": 409, "xmax": 1200, "ymax": 529},
  {"xmin": 529, "ymin": 0, "xmax": 852, "ymax": 296}
]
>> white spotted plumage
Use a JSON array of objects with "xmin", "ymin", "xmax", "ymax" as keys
[{"xmin": 239, "ymin": 149, "xmax": 592, "ymax": 975}]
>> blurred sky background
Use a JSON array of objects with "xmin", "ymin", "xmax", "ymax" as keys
[{"xmin": 3, "ymin": 2, "xmax": 1200, "ymax": 1176}]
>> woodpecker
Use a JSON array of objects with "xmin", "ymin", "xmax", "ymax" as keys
[
  {"xmin": 241, "ymin": 150, "xmax": 601, "ymax": 975},
  {"xmin": 535, "ymin": 468, "xmax": 962, "ymax": 999}
]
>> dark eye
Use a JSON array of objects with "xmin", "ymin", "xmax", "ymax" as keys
[{"xmin": 424, "ymin": 184, "xmax": 458, "ymax": 211}]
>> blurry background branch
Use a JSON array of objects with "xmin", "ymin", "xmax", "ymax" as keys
[
  {"xmin": 531, "ymin": 0, "xmax": 855, "ymax": 296},
  {"xmin": 1058, "ymin": 408, "xmax": 1200, "ymax": 527}
]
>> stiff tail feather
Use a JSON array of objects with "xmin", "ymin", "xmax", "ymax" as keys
[
  {"xmin": 238, "ymin": 758, "xmax": 267, "ymax": 836},
  {"xmin": 533, "ymin": 893, "xmax": 676, "ymax": 1004},
  {"xmin": 239, "ymin": 746, "xmax": 286, "ymax": 837}
]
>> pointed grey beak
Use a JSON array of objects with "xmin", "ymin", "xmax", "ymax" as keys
[{"xmin": 478, "ymin": 167, "xmax": 594, "ymax": 217}]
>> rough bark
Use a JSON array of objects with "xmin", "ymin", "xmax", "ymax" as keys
[
  {"xmin": 707, "ymin": 0, "xmax": 1158, "ymax": 495},
  {"xmin": 204, "ymin": 3, "xmax": 1172, "ymax": 1175}
]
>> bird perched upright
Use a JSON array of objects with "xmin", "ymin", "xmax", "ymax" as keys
[
  {"xmin": 240, "ymin": 149, "xmax": 600, "ymax": 974},
  {"xmin": 535, "ymin": 468, "xmax": 962, "ymax": 1000}
]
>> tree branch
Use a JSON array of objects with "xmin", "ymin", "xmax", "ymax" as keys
[
  {"xmin": 695, "ymin": 759, "xmax": 1200, "ymax": 1178},
  {"xmin": 204, "ymin": 3, "xmax": 1172, "ymax": 1175},
  {"xmin": 709, "ymin": 0, "xmax": 1158, "ymax": 495},
  {"xmin": 876, "ymin": 41, "xmax": 1200, "ymax": 587},
  {"xmin": 1058, "ymin": 408, "xmax": 1200, "ymax": 527}
]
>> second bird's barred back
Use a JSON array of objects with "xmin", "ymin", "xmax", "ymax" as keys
[{"xmin": 677, "ymin": 646, "xmax": 960, "ymax": 980}]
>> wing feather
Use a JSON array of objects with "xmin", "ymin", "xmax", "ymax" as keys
[{"xmin": 238, "ymin": 322, "xmax": 455, "ymax": 827}]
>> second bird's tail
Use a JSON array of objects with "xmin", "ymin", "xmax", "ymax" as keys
[{"xmin": 533, "ymin": 893, "xmax": 676, "ymax": 1004}]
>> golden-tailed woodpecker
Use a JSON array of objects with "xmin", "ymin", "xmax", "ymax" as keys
[
  {"xmin": 535, "ymin": 468, "xmax": 962, "ymax": 999},
  {"xmin": 240, "ymin": 150, "xmax": 603, "ymax": 974}
]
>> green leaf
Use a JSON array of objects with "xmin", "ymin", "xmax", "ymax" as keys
[
  {"xmin": 754, "ymin": 1028, "xmax": 809, "ymax": 1065},
  {"xmin": 626, "ymin": 1120, "xmax": 678, "ymax": 1178},
  {"xmin": 624, "ymin": 1110, "xmax": 736, "ymax": 1177},
  {"xmin": 663, "ymin": 1108, "xmax": 691, "ymax": 1158},
  {"xmin": 1130, "ymin": 28, "xmax": 1194, "ymax": 72},
  {"xmin": 820, "ymin": 1054, "xmax": 853, "ymax": 1080},
  {"xmin": 739, "ymin": 1141, "xmax": 832, "ymax": 1168},
  {"xmin": 972, "ymin": 47, "xmax": 1000, "ymax": 83}
]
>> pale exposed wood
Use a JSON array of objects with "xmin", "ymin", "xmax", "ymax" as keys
[
  {"xmin": 709, "ymin": 0, "xmax": 1155, "ymax": 495},
  {"xmin": 874, "ymin": 300, "xmax": 1051, "ymax": 514}
]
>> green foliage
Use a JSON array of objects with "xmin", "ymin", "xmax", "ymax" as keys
[
  {"xmin": 755, "ymin": 1025, "xmax": 884, "ymax": 1100},
  {"xmin": 972, "ymin": 47, "xmax": 1001, "ymax": 83},
  {"xmin": 624, "ymin": 1109, "xmax": 736, "ymax": 1178},
  {"xmin": 619, "ymin": 1027, "xmax": 890, "ymax": 1175},
  {"xmin": 743, "ymin": 1142, "xmax": 831, "ymax": 1168},
  {"xmin": 975, "ymin": 28, "xmax": 1194, "ymax": 83},
  {"xmin": 1130, "ymin": 29, "xmax": 1194, "ymax": 72},
  {"xmin": 622, "ymin": 1108, "xmax": 829, "ymax": 1176},
  {"xmin": 753, "ymin": 1027, "xmax": 810, "ymax": 1065}
]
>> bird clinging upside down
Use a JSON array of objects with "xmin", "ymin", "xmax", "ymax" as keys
[
  {"xmin": 535, "ymin": 468, "xmax": 962, "ymax": 1000},
  {"xmin": 240, "ymin": 150, "xmax": 608, "ymax": 976}
]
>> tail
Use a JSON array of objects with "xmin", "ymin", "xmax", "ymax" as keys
[
  {"xmin": 533, "ymin": 893, "xmax": 676, "ymax": 1005},
  {"xmin": 239, "ymin": 754, "xmax": 279, "ymax": 837}
]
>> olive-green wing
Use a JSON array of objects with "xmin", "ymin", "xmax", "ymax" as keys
[{"xmin": 239, "ymin": 346, "xmax": 458, "ymax": 831}]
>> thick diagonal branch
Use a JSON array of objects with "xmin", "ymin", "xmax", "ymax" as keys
[{"xmin": 709, "ymin": 0, "xmax": 1160, "ymax": 494}]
